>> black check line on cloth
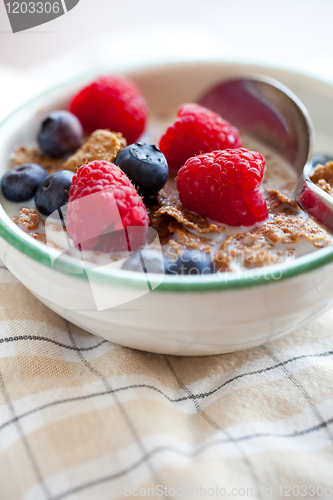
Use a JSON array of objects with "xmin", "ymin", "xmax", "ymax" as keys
[
  {"xmin": 0, "ymin": 372, "xmax": 52, "ymax": 500},
  {"xmin": 1, "ymin": 347, "xmax": 333, "ymax": 434},
  {"xmin": 163, "ymin": 357, "xmax": 263, "ymax": 500},
  {"xmin": 262, "ymin": 345, "xmax": 333, "ymax": 444},
  {"xmin": 65, "ymin": 323, "xmax": 168, "ymax": 500},
  {"xmin": 0, "ymin": 335, "xmax": 108, "ymax": 351}
]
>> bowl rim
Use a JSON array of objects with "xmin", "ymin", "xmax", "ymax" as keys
[{"xmin": 1, "ymin": 60, "xmax": 333, "ymax": 293}]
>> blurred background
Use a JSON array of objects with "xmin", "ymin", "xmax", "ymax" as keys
[{"xmin": 0, "ymin": 0, "xmax": 333, "ymax": 117}]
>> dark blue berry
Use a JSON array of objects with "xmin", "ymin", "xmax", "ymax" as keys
[
  {"xmin": 1, "ymin": 163, "xmax": 48, "ymax": 202},
  {"xmin": 166, "ymin": 250, "xmax": 215, "ymax": 275},
  {"xmin": 312, "ymin": 153, "xmax": 333, "ymax": 170},
  {"xmin": 114, "ymin": 143, "xmax": 168, "ymax": 198},
  {"xmin": 121, "ymin": 249, "xmax": 171, "ymax": 274},
  {"xmin": 35, "ymin": 170, "xmax": 74, "ymax": 216},
  {"xmin": 37, "ymin": 110, "xmax": 83, "ymax": 158}
]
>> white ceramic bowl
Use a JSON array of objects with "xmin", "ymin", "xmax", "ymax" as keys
[{"xmin": 1, "ymin": 61, "xmax": 333, "ymax": 356}]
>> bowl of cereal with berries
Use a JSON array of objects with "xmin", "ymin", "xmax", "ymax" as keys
[{"xmin": 1, "ymin": 61, "xmax": 333, "ymax": 356}]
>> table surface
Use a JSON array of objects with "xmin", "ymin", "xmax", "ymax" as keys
[{"xmin": 0, "ymin": 0, "xmax": 333, "ymax": 116}]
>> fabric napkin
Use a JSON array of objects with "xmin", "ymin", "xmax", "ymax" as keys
[{"xmin": 0, "ymin": 260, "xmax": 333, "ymax": 500}]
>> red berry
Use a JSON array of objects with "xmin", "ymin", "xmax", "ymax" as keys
[
  {"xmin": 159, "ymin": 103, "xmax": 242, "ymax": 171},
  {"xmin": 177, "ymin": 148, "xmax": 268, "ymax": 226},
  {"xmin": 66, "ymin": 161, "xmax": 149, "ymax": 252},
  {"xmin": 70, "ymin": 75, "xmax": 148, "ymax": 144}
]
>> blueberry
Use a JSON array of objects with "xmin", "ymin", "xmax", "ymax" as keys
[
  {"xmin": 114, "ymin": 143, "xmax": 168, "ymax": 198},
  {"xmin": 166, "ymin": 250, "xmax": 215, "ymax": 275},
  {"xmin": 37, "ymin": 110, "xmax": 83, "ymax": 158},
  {"xmin": 35, "ymin": 170, "xmax": 74, "ymax": 216},
  {"xmin": 121, "ymin": 249, "xmax": 171, "ymax": 274},
  {"xmin": 1, "ymin": 163, "xmax": 48, "ymax": 202},
  {"xmin": 312, "ymin": 153, "xmax": 333, "ymax": 169}
]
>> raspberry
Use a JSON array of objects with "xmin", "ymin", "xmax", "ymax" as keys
[
  {"xmin": 159, "ymin": 103, "xmax": 242, "ymax": 171},
  {"xmin": 176, "ymin": 148, "xmax": 268, "ymax": 226},
  {"xmin": 66, "ymin": 161, "xmax": 149, "ymax": 252},
  {"xmin": 70, "ymin": 75, "xmax": 148, "ymax": 144}
]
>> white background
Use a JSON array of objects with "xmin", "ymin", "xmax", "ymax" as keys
[{"xmin": 0, "ymin": 0, "xmax": 333, "ymax": 117}]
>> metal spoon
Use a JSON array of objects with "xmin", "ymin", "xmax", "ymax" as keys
[{"xmin": 198, "ymin": 75, "xmax": 333, "ymax": 232}]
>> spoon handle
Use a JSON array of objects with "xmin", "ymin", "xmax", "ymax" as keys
[
  {"xmin": 198, "ymin": 75, "xmax": 314, "ymax": 177},
  {"xmin": 295, "ymin": 173, "xmax": 333, "ymax": 233}
]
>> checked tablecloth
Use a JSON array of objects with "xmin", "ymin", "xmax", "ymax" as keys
[{"xmin": 0, "ymin": 261, "xmax": 333, "ymax": 500}]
